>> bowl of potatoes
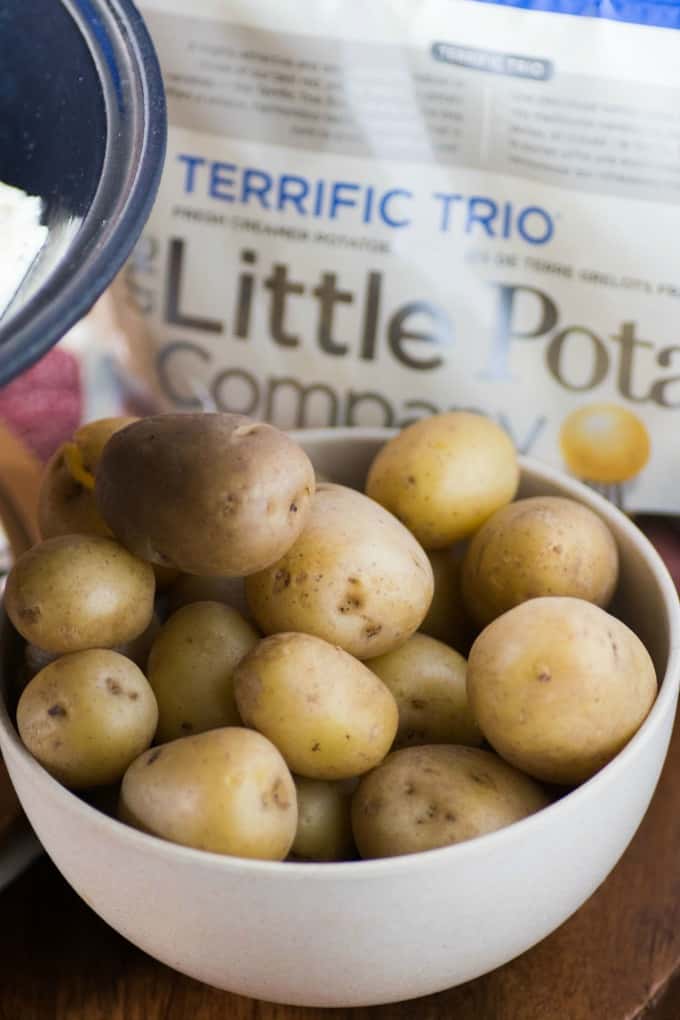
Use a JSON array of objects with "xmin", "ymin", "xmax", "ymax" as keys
[{"xmin": 0, "ymin": 412, "xmax": 678, "ymax": 1008}]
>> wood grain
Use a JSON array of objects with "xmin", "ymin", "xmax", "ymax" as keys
[{"xmin": 3, "ymin": 706, "xmax": 680, "ymax": 1020}]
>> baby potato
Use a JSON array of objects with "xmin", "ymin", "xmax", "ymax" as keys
[
  {"xmin": 368, "ymin": 634, "xmax": 482, "ymax": 749},
  {"xmin": 95, "ymin": 413, "xmax": 315, "ymax": 577},
  {"xmin": 365, "ymin": 412, "xmax": 519, "ymax": 548},
  {"xmin": 234, "ymin": 633, "xmax": 399, "ymax": 779},
  {"xmin": 420, "ymin": 547, "xmax": 468, "ymax": 652},
  {"xmin": 462, "ymin": 497, "xmax": 619, "ymax": 627},
  {"xmin": 352, "ymin": 745, "xmax": 549, "ymax": 859},
  {"xmin": 38, "ymin": 417, "xmax": 138, "ymax": 540},
  {"xmin": 246, "ymin": 484, "xmax": 434, "ymax": 660},
  {"xmin": 291, "ymin": 777, "xmax": 355, "ymax": 861},
  {"xmin": 119, "ymin": 728, "xmax": 297, "ymax": 860},
  {"xmin": 148, "ymin": 601, "xmax": 259, "ymax": 743},
  {"xmin": 166, "ymin": 573, "xmax": 252, "ymax": 621},
  {"xmin": 5, "ymin": 535, "xmax": 155, "ymax": 655},
  {"xmin": 17, "ymin": 650, "xmax": 158, "ymax": 789},
  {"xmin": 467, "ymin": 597, "xmax": 657, "ymax": 785}
]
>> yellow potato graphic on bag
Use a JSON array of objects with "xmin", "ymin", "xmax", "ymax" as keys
[{"xmin": 560, "ymin": 403, "xmax": 650, "ymax": 508}]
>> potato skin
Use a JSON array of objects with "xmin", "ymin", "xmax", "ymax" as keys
[
  {"xmin": 246, "ymin": 485, "xmax": 434, "ymax": 660},
  {"xmin": 368, "ymin": 634, "xmax": 482, "ymax": 749},
  {"xmin": 95, "ymin": 413, "xmax": 315, "ymax": 577},
  {"xmin": 352, "ymin": 745, "xmax": 548, "ymax": 859},
  {"xmin": 291, "ymin": 777, "xmax": 356, "ymax": 861},
  {"xmin": 38, "ymin": 417, "xmax": 138, "ymax": 540},
  {"xmin": 119, "ymin": 728, "xmax": 297, "ymax": 860},
  {"xmin": 467, "ymin": 597, "xmax": 657, "ymax": 785},
  {"xmin": 420, "ymin": 548, "xmax": 468, "ymax": 653},
  {"xmin": 233, "ymin": 633, "xmax": 399, "ymax": 780},
  {"xmin": 5, "ymin": 535, "xmax": 155, "ymax": 655},
  {"xmin": 462, "ymin": 497, "xmax": 619, "ymax": 627},
  {"xmin": 365, "ymin": 412, "xmax": 519, "ymax": 549},
  {"xmin": 148, "ymin": 602, "xmax": 259, "ymax": 743},
  {"xmin": 17, "ymin": 650, "xmax": 158, "ymax": 789}
]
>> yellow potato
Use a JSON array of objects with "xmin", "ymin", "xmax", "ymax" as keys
[
  {"xmin": 119, "ymin": 727, "xmax": 297, "ymax": 860},
  {"xmin": 368, "ymin": 634, "xmax": 482, "ymax": 748},
  {"xmin": 352, "ymin": 745, "xmax": 549, "ymax": 859},
  {"xmin": 38, "ymin": 417, "xmax": 138, "ymax": 540},
  {"xmin": 5, "ymin": 535, "xmax": 155, "ymax": 655},
  {"xmin": 246, "ymin": 484, "xmax": 434, "ymax": 659},
  {"xmin": 461, "ymin": 497, "xmax": 619, "ymax": 627},
  {"xmin": 467, "ymin": 597, "xmax": 657, "ymax": 785},
  {"xmin": 148, "ymin": 601, "xmax": 259, "ymax": 742},
  {"xmin": 17, "ymin": 650, "xmax": 158, "ymax": 789},
  {"xmin": 365, "ymin": 412, "xmax": 519, "ymax": 548},
  {"xmin": 291, "ymin": 777, "xmax": 356, "ymax": 861},
  {"xmin": 420, "ymin": 547, "xmax": 468, "ymax": 652},
  {"xmin": 95, "ymin": 413, "xmax": 315, "ymax": 576},
  {"xmin": 234, "ymin": 632, "xmax": 399, "ymax": 779}
]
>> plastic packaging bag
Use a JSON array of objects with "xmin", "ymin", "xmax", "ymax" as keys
[{"xmin": 117, "ymin": 0, "xmax": 680, "ymax": 512}]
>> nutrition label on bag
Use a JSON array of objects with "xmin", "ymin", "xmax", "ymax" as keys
[
  {"xmin": 124, "ymin": 0, "xmax": 680, "ymax": 513},
  {"xmin": 150, "ymin": 12, "xmax": 680, "ymax": 203}
]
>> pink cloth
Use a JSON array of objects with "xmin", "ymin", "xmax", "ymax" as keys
[{"xmin": 0, "ymin": 347, "xmax": 82, "ymax": 463}]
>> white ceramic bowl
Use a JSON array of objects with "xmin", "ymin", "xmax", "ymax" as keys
[{"xmin": 1, "ymin": 428, "xmax": 678, "ymax": 1008}]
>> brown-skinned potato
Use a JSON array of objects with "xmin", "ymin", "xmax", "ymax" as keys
[{"xmin": 95, "ymin": 413, "xmax": 315, "ymax": 577}]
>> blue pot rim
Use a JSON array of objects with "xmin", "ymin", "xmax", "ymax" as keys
[{"xmin": 0, "ymin": 0, "xmax": 167, "ymax": 386}]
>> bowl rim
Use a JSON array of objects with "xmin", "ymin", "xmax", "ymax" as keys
[
  {"xmin": 0, "ymin": 0, "xmax": 166, "ymax": 385},
  {"xmin": 1, "ymin": 430, "xmax": 679, "ymax": 880}
]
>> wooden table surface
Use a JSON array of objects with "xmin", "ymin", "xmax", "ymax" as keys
[{"xmin": 1, "ymin": 473, "xmax": 680, "ymax": 1020}]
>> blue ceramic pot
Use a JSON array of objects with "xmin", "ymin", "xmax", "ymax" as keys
[{"xmin": 0, "ymin": 0, "xmax": 166, "ymax": 384}]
